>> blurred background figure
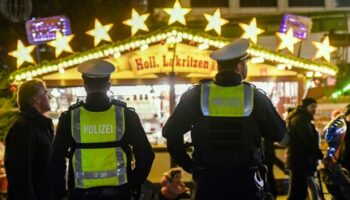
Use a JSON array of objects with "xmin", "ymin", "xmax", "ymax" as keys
[
  {"xmin": 159, "ymin": 168, "xmax": 190, "ymax": 200},
  {"xmin": 286, "ymin": 98, "xmax": 323, "ymax": 200}
]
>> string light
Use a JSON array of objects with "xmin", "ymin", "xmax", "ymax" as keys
[
  {"xmin": 8, "ymin": 40, "xmax": 35, "ymax": 68},
  {"xmin": 204, "ymin": 9, "xmax": 228, "ymax": 36},
  {"xmin": 163, "ymin": 0, "xmax": 191, "ymax": 25},
  {"xmin": 86, "ymin": 19, "xmax": 113, "ymax": 46},
  {"xmin": 276, "ymin": 28, "xmax": 300, "ymax": 54},
  {"xmin": 313, "ymin": 36, "xmax": 337, "ymax": 62},
  {"xmin": 123, "ymin": 9, "xmax": 149, "ymax": 36},
  {"xmin": 239, "ymin": 18, "xmax": 264, "ymax": 44},
  {"xmin": 47, "ymin": 31, "xmax": 74, "ymax": 57}
]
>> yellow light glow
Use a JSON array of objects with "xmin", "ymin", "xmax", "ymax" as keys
[
  {"xmin": 123, "ymin": 9, "xmax": 149, "ymax": 36},
  {"xmin": 239, "ymin": 18, "xmax": 264, "ymax": 44},
  {"xmin": 312, "ymin": 36, "xmax": 337, "ymax": 62},
  {"xmin": 86, "ymin": 19, "xmax": 113, "ymax": 47},
  {"xmin": 47, "ymin": 31, "xmax": 74, "ymax": 57},
  {"xmin": 8, "ymin": 40, "xmax": 35, "ymax": 68},
  {"xmin": 276, "ymin": 28, "xmax": 300, "ymax": 54},
  {"xmin": 163, "ymin": 0, "xmax": 191, "ymax": 25},
  {"xmin": 204, "ymin": 9, "xmax": 228, "ymax": 36}
]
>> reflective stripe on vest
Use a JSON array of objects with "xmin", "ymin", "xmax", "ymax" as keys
[
  {"xmin": 71, "ymin": 105, "xmax": 127, "ymax": 189},
  {"xmin": 200, "ymin": 82, "xmax": 254, "ymax": 117}
]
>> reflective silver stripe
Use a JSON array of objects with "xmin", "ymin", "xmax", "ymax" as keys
[
  {"xmin": 243, "ymin": 84, "xmax": 254, "ymax": 116},
  {"xmin": 115, "ymin": 106, "xmax": 124, "ymax": 140},
  {"xmin": 116, "ymin": 147, "xmax": 127, "ymax": 184},
  {"xmin": 72, "ymin": 108, "xmax": 84, "ymax": 188},
  {"xmin": 72, "ymin": 108, "xmax": 81, "ymax": 143},
  {"xmin": 74, "ymin": 168, "xmax": 127, "ymax": 179},
  {"xmin": 115, "ymin": 106, "xmax": 127, "ymax": 184},
  {"xmin": 201, "ymin": 82, "xmax": 211, "ymax": 116}
]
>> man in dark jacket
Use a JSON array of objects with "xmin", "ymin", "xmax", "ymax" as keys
[
  {"xmin": 48, "ymin": 59, "xmax": 154, "ymax": 200},
  {"xmin": 163, "ymin": 38, "xmax": 286, "ymax": 200},
  {"xmin": 5, "ymin": 79, "xmax": 54, "ymax": 200},
  {"xmin": 286, "ymin": 98, "xmax": 323, "ymax": 200}
]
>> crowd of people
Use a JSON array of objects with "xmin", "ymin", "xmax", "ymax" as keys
[{"xmin": 3, "ymin": 38, "xmax": 350, "ymax": 200}]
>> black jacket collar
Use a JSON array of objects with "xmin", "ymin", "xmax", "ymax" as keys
[
  {"xmin": 288, "ymin": 106, "xmax": 314, "ymax": 121},
  {"xmin": 85, "ymin": 92, "xmax": 111, "ymax": 111},
  {"xmin": 214, "ymin": 71, "xmax": 242, "ymax": 86},
  {"xmin": 20, "ymin": 106, "xmax": 53, "ymax": 130}
]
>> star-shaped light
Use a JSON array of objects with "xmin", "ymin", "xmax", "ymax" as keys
[
  {"xmin": 8, "ymin": 40, "xmax": 35, "ymax": 68},
  {"xmin": 276, "ymin": 28, "xmax": 300, "ymax": 54},
  {"xmin": 239, "ymin": 18, "xmax": 264, "ymax": 44},
  {"xmin": 47, "ymin": 31, "xmax": 74, "ymax": 57},
  {"xmin": 163, "ymin": 0, "xmax": 191, "ymax": 25},
  {"xmin": 123, "ymin": 9, "xmax": 149, "ymax": 36},
  {"xmin": 86, "ymin": 19, "xmax": 113, "ymax": 46},
  {"xmin": 204, "ymin": 9, "xmax": 228, "ymax": 36},
  {"xmin": 313, "ymin": 36, "xmax": 337, "ymax": 62}
]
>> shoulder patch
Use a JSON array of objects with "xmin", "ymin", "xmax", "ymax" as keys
[
  {"xmin": 68, "ymin": 101, "xmax": 84, "ymax": 110},
  {"xmin": 126, "ymin": 107, "xmax": 136, "ymax": 112},
  {"xmin": 111, "ymin": 99, "xmax": 127, "ymax": 108}
]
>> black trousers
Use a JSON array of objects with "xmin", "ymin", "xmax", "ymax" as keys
[{"xmin": 287, "ymin": 168, "xmax": 308, "ymax": 200}]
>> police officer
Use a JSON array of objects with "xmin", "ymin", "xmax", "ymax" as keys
[
  {"xmin": 162, "ymin": 38, "xmax": 286, "ymax": 200},
  {"xmin": 49, "ymin": 59, "xmax": 155, "ymax": 200}
]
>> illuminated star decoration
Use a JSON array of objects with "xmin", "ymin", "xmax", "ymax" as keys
[
  {"xmin": 8, "ymin": 40, "xmax": 35, "ymax": 68},
  {"xmin": 239, "ymin": 17, "xmax": 264, "ymax": 44},
  {"xmin": 123, "ymin": 9, "xmax": 149, "ymax": 36},
  {"xmin": 86, "ymin": 19, "xmax": 113, "ymax": 46},
  {"xmin": 163, "ymin": 0, "xmax": 191, "ymax": 25},
  {"xmin": 204, "ymin": 9, "xmax": 228, "ymax": 36},
  {"xmin": 313, "ymin": 36, "xmax": 337, "ymax": 62},
  {"xmin": 276, "ymin": 28, "xmax": 300, "ymax": 54},
  {"xmin": 48, "ymin": 31, "xmax": 74, "ymax": 57}
]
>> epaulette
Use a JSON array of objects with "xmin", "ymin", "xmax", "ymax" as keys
[
  {"xmin": 68, "ymin": 100, "xmax": 84, "ymax": 110},
  {"xmin": 199, "ymin": 79, "xmax": 212, "ymax": 84},
  {"xmin": 111, "ymin": 99, "xmax": 127, "ymax": 108},
  {"xmin": 243, "ymin": 81, "xmax": 266, "ymax": 95},
  {"xmin": 126, "ymin": 107, "xmax": 136, "ymax": 112}
]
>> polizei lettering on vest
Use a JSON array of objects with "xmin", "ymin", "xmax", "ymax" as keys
[
  {"xmin": 212, "ymin": 98, "xmax": 242, "ymax": 107},
  {"xmin": 83, "ymin": 124, "xmax": 113, "ymax": 134}
]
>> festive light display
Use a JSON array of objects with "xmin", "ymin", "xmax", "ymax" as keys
[
  {"xmin": 86, "ymin": 19, "xmax": 113, "ymax": 47},
  {"xmin": 123, "ymin": 9, "xmax": 150, "ymax": 36},
  {"xmin": 276, "ymin": 28, "xmax": 301, "ymax": 54},
  {"xmin": 204, "ymin": 9, "xmax": 228, "ymax": 36},
  {"xmin": 239, "ymin": 18, "xmax": 264, "ymax": 44},
  {"xmin": 47, "ymin": 31, "xmax": 74, "ymax": 57},
  {"xmin": 163, "ymin": 0, "xmax": 191, "ymax": 25},
  {"xmin": 8, "ymin": 40, "xmax": 35, "ymax": 68},
  {"xmin": 9, "ymin": 27, "xmax": 338, "ymax": 82},
  {"xmin": 313, "ymin": 36, "xmax": 337, "ymax": 62}
]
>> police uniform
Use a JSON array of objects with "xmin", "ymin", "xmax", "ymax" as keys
[
  {"xmin": 49, "ymin": 59, "xmax": 155, "ymax": 200},
  {"xmin": 162, "ymin": 38, "xmax": 286, "ymax": 200}
]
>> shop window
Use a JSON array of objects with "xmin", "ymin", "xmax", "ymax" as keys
[
  {"xmin": 336, "ymin": 0, "xmax": 350, "ymax": 7},
  {"xmin": 191, "ymin": 0, "xmax": 229, "ymax": 7},
  {"xmin": 289, "ymin": 0, "xmax": 325, "ymax": 7},
  {"xmin": 240, "ymin": 0, "xmax": 277, "ymax": 7}
]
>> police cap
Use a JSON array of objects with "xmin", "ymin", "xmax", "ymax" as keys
[
  {"xmin": 210, "ymin": 38, "xmax": 250, "ymax": 62},
  {"xmin": 77, "ymin": 59, "xmax": 115, "ymax": 78}
]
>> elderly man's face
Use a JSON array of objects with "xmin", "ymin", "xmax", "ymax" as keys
[{"xmin": 33, "ymin": 85, "xmax": 51, "ymax": 114}]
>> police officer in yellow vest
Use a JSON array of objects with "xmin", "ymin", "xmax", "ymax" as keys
[
  {"xmin": 49, "ymin": 59, "xmax": 155, "ymax": 200},
  {"xmin": 163, "ymin": 38, "xmax": 286, "ymax": 200}
]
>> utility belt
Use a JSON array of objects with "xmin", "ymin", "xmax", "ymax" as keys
[{"xmin": 71, "ymin": 186, "xmax": 130, "ymax": 198}]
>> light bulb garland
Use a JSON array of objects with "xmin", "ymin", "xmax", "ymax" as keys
[{"xmin": 9, "ymin": 26, "xmax": 337, "ymax": 82}]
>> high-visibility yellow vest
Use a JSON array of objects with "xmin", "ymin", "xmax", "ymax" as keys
[
  {"xmin": 200, "ymin": 81, "xmax": 254, "ymax": 117},
  {"xmin": 70, "ymin": 105, "xmax": 128, "ymax": 189}
]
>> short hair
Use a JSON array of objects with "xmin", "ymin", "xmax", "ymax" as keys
[
  {"xmin": 82, "ymin": 74, "xmax": 110, "ymax": 91},
  {"xmin": 17, "ymin": 79, "xmax": 46, "ymax": 110},
  {"xmin": 301, "ymin": 98, "xmax": 317, "ymax": 108},
  {"xmin": 163, "ymin": 168, "xmax": 182, "ymax": 182}
]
